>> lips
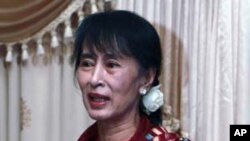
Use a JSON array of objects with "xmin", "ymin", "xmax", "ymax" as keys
[{"xmin": 88, "ymin": 93, "xmax": 110, "ymax": 108}]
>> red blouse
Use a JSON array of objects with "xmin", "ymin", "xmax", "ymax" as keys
[{"xmin": 78, "ymin": 116, "xmax": 180, "ymax": 141}]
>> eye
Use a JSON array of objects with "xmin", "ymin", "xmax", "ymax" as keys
[
  {"xmin": 105, "ymin": 60, "xmax": 120, "ymax": 68},
  {"xmin": 79, "ymin": 59, "xmax": 95, "ymax": 68}
]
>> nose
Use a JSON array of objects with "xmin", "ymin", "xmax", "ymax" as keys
[{"xmin": 89, "ymin": 63, "xmax": 105, "ymax": 88}]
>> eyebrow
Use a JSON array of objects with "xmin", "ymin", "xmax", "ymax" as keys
[
  {"xmin": 104, "ymin": 53, "xmax": 120, "ymax": 59},
  {"xmin": 80, "ymin": 52, "xmax": 97, "ymax": 59},
  {"xmin": 80, "ymin": 51, "xmax": 125, "ymax": 60}
]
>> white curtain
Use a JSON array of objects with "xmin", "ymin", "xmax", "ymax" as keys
[
  {"xmin": 116, "ymin": 0, "xmax": 250, "ymax": 141},
  {"xmin": 0, "ymin": 48, "xmax": 93, "ymax": 141}
]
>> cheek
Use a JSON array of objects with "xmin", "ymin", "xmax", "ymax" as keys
[
  {"xmin": 76, "ymin": 71, "xmax": 89, "ymax": 103},
  {"xmin": 76, "ymin": 71, "xmax": 89, "ymax": 88},
  {"xmin": 110, "ymin": 71, "xmax": 140, "ymax": 97},
  {"xmin": 111, "ymin": 76, "xmax": 140, "ymax": 113}
]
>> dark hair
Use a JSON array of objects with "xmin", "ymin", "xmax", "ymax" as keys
[{"xmin": 72, "ymin": 10, "xmax": 162, "ymax": 125}]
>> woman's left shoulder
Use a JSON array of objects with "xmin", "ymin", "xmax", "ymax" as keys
[{"xmin": 145, "ymin": 126, "xmax": 190, "ymax": 141}]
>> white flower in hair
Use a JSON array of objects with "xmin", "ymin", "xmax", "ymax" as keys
[{"xmin": 142, "ymin": 85, "xmax": 164, "ymax": 114}]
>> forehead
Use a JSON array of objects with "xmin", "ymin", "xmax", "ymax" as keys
[
  {"xmin": 81, "ymin": 44, "xmax": 126, "ymax": 59},
  {"xmin": 81, "ymin": 34, "xmax": 133, "ymax": 58}
]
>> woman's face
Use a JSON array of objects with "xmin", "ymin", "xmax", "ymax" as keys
[{"xmin": 76, "ymin": 48, "xmax": 144, "ymax": 121}]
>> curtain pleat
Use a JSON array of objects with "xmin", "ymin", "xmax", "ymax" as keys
[
  {"xmin": 8, "ymin": 57, "xmax": 21, "ymax": 141},
  {"xmin": 235, "ymin": 0, "xmax": 250, "ymax": 124},
  {"xmin": 0, "ymin": 63, "xmax": 7, "ymax": 141}
]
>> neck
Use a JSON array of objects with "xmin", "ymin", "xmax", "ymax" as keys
[{"xmin": 97, "ymin": 111, "xmax": 140, "ymax": 141}]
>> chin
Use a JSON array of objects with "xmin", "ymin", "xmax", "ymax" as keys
[{"xmin": 87, "ymin": 110, "xmax": 111, "ymax": 121}]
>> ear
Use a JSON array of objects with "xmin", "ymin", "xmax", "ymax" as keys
[{"xmin": 139, "ymin": 68, "xmax": 156, "ymax": 91}]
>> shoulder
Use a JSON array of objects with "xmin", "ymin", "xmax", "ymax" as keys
[
  {"xmin": 78, "ymin": 122, "xmax": 98, "ymax": 141},
  {"xmin": 145, "ymin": 126, "xmax": 189, "ymax": 141}
]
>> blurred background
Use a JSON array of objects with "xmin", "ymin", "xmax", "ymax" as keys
[{"xmin": 1, "ymin": 0, "xmax": 250, "ymax": 141}]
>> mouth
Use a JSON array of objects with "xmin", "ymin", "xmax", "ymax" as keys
[{"xmin": 88, "ymin": 93, "xmax": 110, "ymax": 108}]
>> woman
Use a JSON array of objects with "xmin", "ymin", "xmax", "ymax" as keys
[{"xmin": 72, "ymin": 10, "xmax": 185, "ymax": 141}]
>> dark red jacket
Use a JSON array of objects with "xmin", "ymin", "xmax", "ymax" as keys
[{"xmin": 78, "ymin": 116, "xmax": 182, "ymax": 141}]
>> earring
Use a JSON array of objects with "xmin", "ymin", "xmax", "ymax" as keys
[{"xmin": 139, "ymin": 88, "xmax": 147, "ymax": 95}]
